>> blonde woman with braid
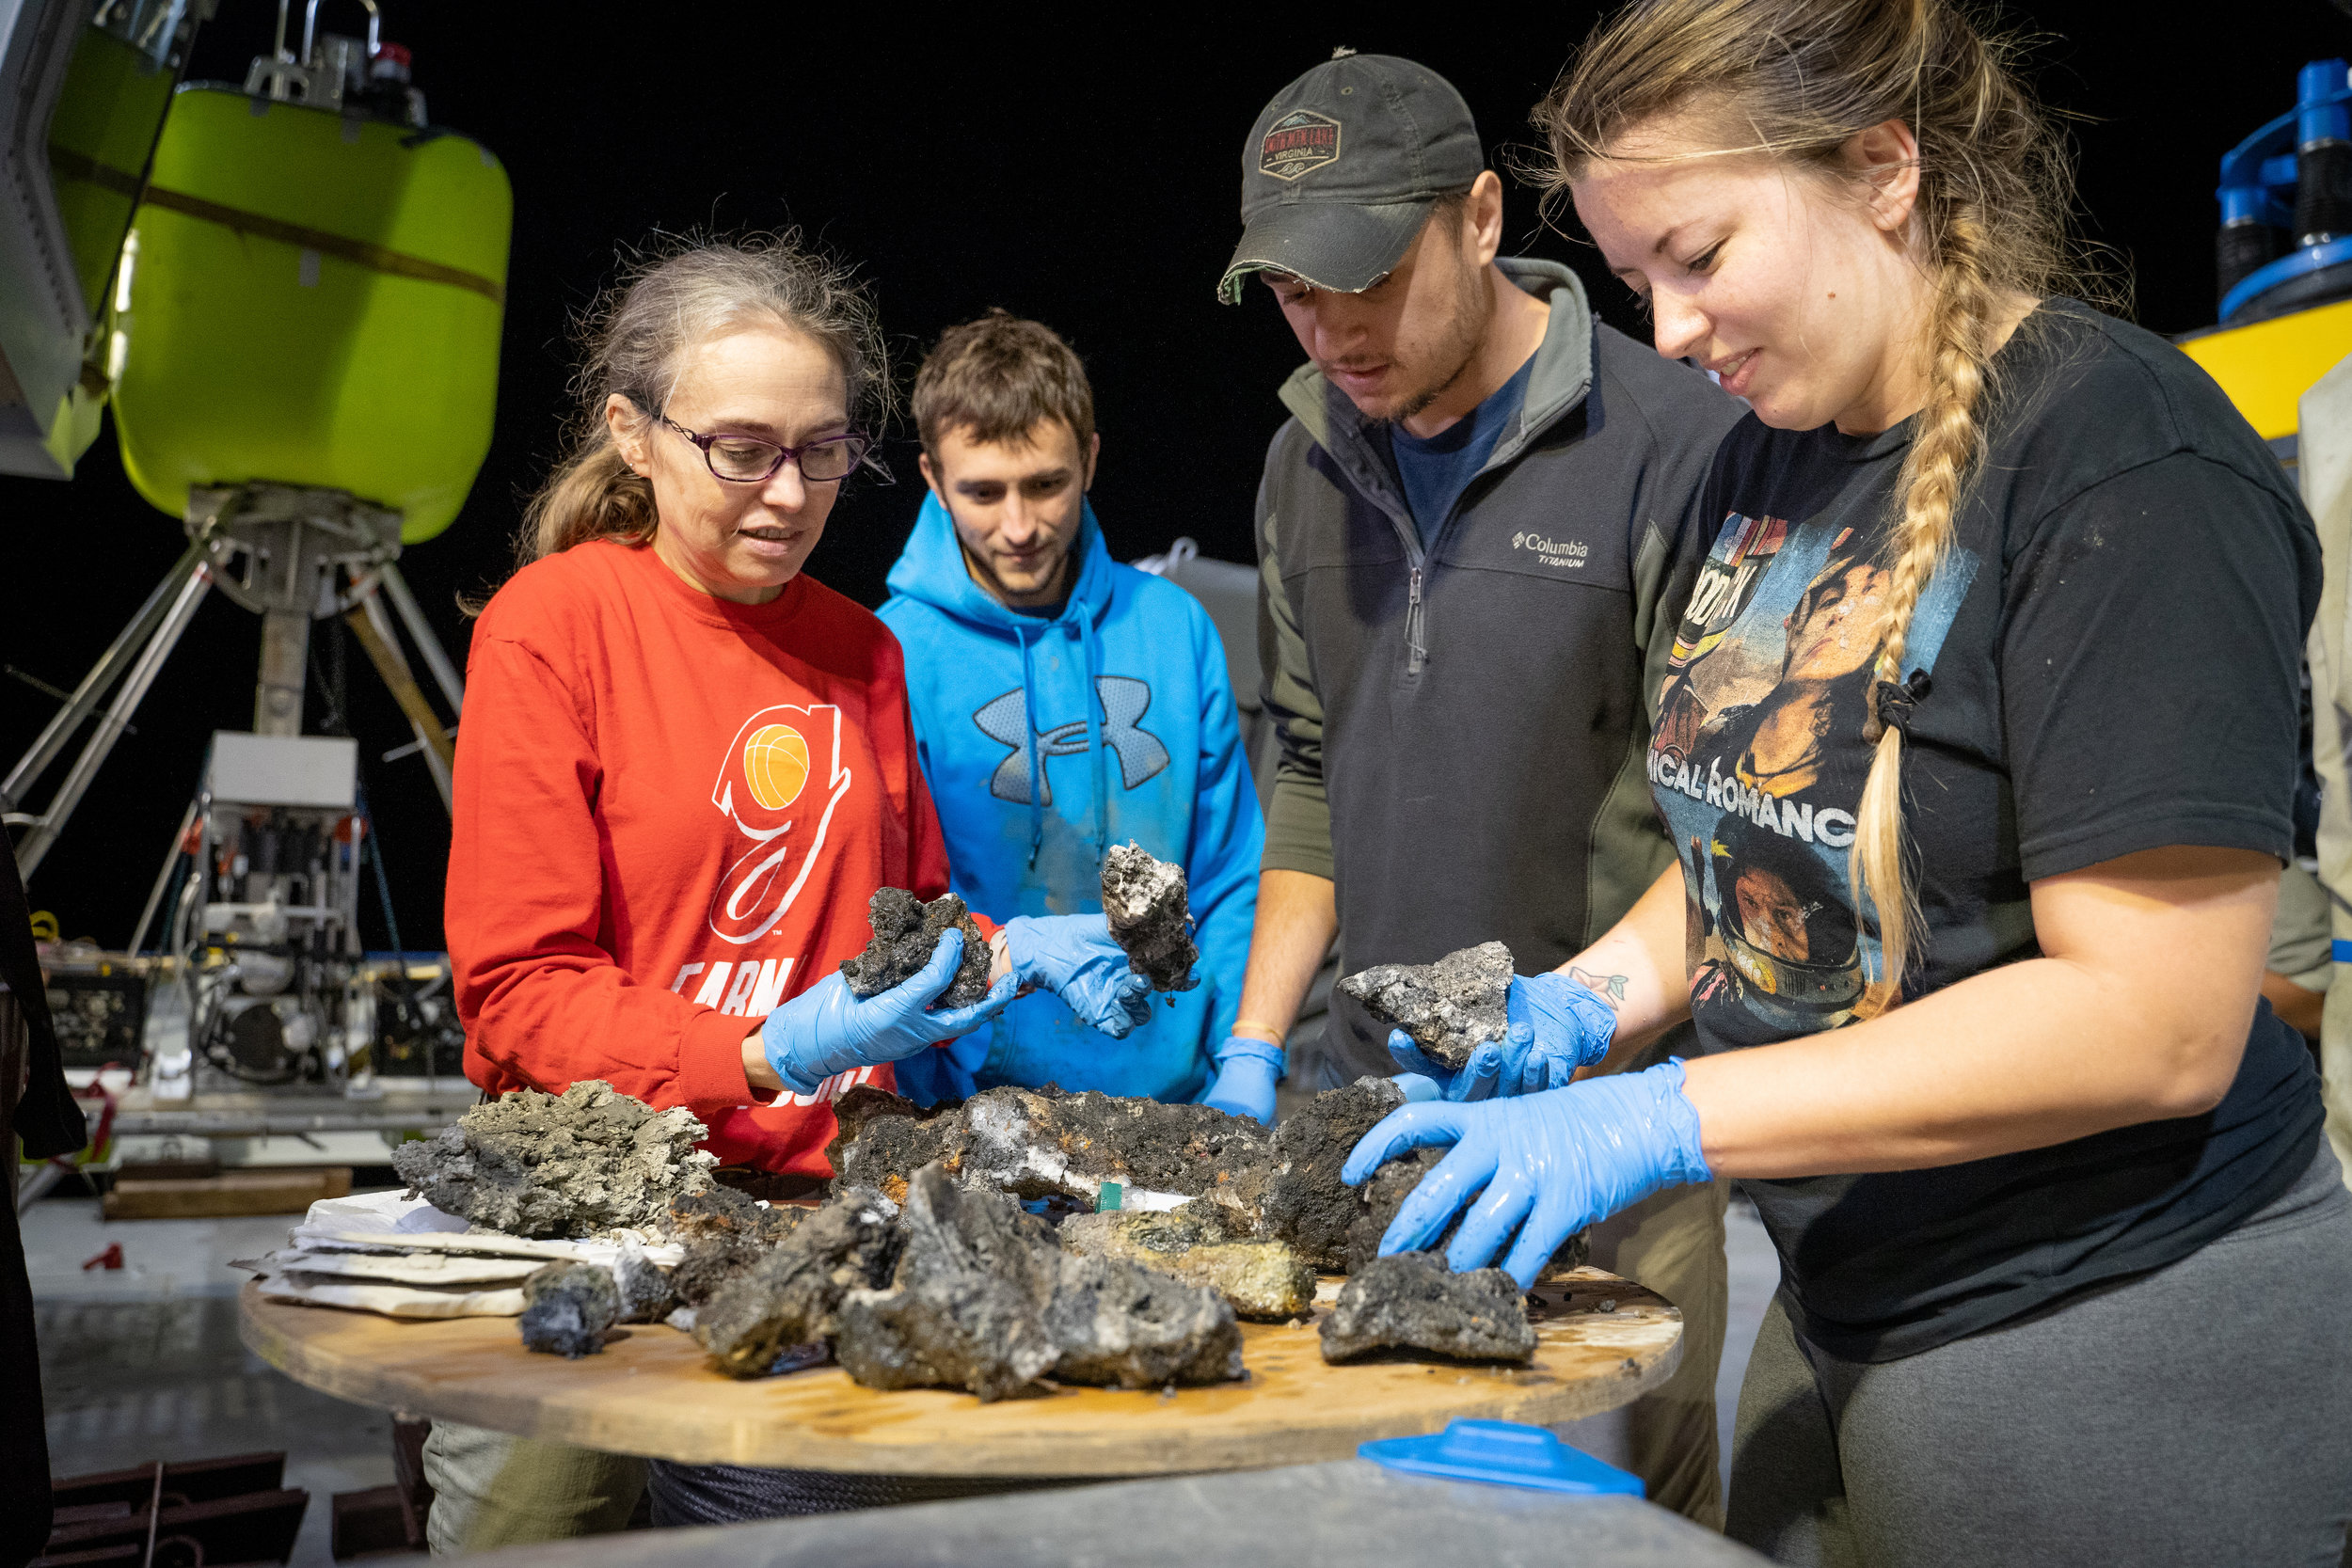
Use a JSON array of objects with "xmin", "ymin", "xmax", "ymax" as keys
[{"xmin": 1342, "ymin": 3, "xmax": 2352, "ymax": 1560}]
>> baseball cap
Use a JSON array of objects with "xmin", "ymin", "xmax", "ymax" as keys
[{"xmin": 1217, "ymin": 51, "xmax": 1485, "ymax": 306}]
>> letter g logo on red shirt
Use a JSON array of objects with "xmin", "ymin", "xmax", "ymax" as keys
[{"xmin": 707, "ymin": 704, "xmax": 855, "ymax": 944}]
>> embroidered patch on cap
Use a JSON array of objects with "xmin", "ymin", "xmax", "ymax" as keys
[{"xmin": 1260, "ymin": 110, "xmax": 1342, "ymax": 181}]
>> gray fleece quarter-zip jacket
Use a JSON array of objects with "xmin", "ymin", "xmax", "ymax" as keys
[{"xmin": 1255, "ymin": 259, "xmax": 1746, "ymax": 1082}]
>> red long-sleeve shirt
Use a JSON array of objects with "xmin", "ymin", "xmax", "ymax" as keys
[{"xmin": 445, "ymin": 538, "xmax": 961, "ymax": 1177}]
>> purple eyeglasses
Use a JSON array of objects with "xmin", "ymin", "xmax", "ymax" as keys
[{"xmin": 653, "ymin": 412, "xmax": 873, "ymax": 484}]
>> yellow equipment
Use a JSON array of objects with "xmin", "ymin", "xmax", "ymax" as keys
[
  {"xmin": 109, "ymin": 83, "xmax": 511, "ymax": 544},
  {"xmin": 2179, "ymin": 295, "xmax": 2352, "ymax": 448}
]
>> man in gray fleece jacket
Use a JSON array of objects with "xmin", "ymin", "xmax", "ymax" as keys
[{"xmin": 1201, "ymin": 52, "xmax": 1745, "ymax": 1525}]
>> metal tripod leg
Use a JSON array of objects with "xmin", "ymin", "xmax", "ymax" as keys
[
  {"xmin": 10, "ymin": 555, "xmax": 214, "ymax": 878},
  {"xmin": 1, "ymin": 532, "xmax": 212, "ymax": 815},
  {"xmin": 377, "ymin": 562, "xmax": 464, "ymax": 717}
]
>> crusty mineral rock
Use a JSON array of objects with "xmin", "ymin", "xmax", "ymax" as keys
[
  {"xmin": 696, "ymin": 1186, "xmax": 902, "ymax": 1379},
  {"xmin": 612, "ymin": 1241, "xmax": 678, "ymax": 1323},
  {"xmin": 1256, "ymin": 1076, "xmax": 1408, "ymax": 1270},
  {"xmin": 1060, "ymin": 1208, "xmax": 1314, "ymax": 1322},
  {"xmin": 665, "ymin": 1184, "xmax": 803, "ymax": 1247},
  {"xmin": 1318, "ymin": 1252, "xmax": 1536, "ymax": 1364},
  {"xmin": 672, "ymin": 1235, "xmax": 764, "ymax": 1307},
  {"xmin": 1343, "ymin": 1147, "xmax": 1590, "ymax": 1279},
  {"xmin": 518, "ymin": 1261, "xmax": 620, "ymax": 1357},
  {"xmin": 833, "ymin": 1085, "xmax": 1273, "ymax": 1212},
  {"xmin": 833, "ymin": 1164, "xmax": 1060, "ymax": 1402},
  {"xmin": 1337, "ymin": 942, "xmax": 1513, "ymax": 1070},
  {"xmin": 840, "ymin": 888, "xmax": 993, "ymax": 1006},
  {"xmin": 1100, "ymin": 841, "xmax": 1200, "ymax": 992},
  {"xmin": 391, "ymin": 1080, "xmax": 717, "ymax": 1239},
  {"xmin": 1046, "ymin": 1252, "xmax": 1242, "ymax": 1387}
]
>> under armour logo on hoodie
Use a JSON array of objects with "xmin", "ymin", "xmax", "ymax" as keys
[{"xmin": 973, "ymin": 676, "xmax": 1170, "ymax": 806}]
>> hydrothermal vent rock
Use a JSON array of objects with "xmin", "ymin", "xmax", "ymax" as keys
[
  {"xmin": 1255, "ymin": 1076, "xmax": 1408, "ymax": 1270},
  {"xmin": 832, "ymin": 1085, "xmax": 1274, "ymax": 1212},
  {"xmin": 672, "ymin": 1236, "xmax": 764, "ymax": 1307},
  {"xmin": 832, "ymin": 1164, "xmax": 1060, "ymax": 1402},
  {"xmin": 1337, "ymin": 942, "xmax": 1513, "ymax": 1070},
  {"xmin": 696, "ymin": 1186, "xmax": 901, "ymax": 1379},
  {"xmin": 1059, "ymin": 1208, "xmax": 1314, "ymax": 1322},
  {"xmin": 391, "ymin": 1080, "xmax": 716, "ymax": 1239},
  {"xmin": 518, "ymin": 1261, "xmax": 620, "ymax": 1357},
  {"xmin": 1046, "ymin": 1253, "xmax": 1242, "ymax": 1387},
  {"xmin": 1318, "ymin": 1252, "xmax": 1536, "ymax": 1364},
  {"xmin": 840, "ymin": 888, "xmax": 993, "ymax": 1007},
  {"xmin": 1100, "ymin": 841, "xmax": 1200, "ymax": 992},
  {"xmin": 612, "ymin": 1241, "xmax": 678, "ymax": 1323},
  {"xmin": 665, "ymin": 1184, "xmax": 803, "ymax": 1247}
]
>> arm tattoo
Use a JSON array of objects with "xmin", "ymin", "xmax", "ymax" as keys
[{"xmin": 1568, "ymin": 966, "xmax": 1629, "ymax": 1009}]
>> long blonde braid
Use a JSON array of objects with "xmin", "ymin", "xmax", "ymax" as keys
[{"xmin": 1851, "ymin": 207, "xmax": 1996, "ymax": 990}]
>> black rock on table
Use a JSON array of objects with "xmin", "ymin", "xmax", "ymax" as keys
[
  {"xmin": 519, "ymin": 1261, "xmax": 621, "ymax": 1358},
  {"xmin": 1318, "ymin": 1251, "xmax": 1537, "ymax": 1364}
]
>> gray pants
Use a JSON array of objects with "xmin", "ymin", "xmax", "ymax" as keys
[
  {"xmin": 1584, "ymin": 1176, "xmax": 1730, "ymax": 1528},
  {"xmin": 1727, "ymin": 1145, "xmax": 2352, "ymax": 1567}
]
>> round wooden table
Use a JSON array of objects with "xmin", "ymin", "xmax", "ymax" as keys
[{"xmin": 239, "ymin": 1268, "xmax": 1680, "ymax": 1475}]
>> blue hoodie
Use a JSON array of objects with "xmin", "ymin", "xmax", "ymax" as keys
[{"xmin": 879, "ymin": 494, "xmax": 1263, "ymax": 1104}]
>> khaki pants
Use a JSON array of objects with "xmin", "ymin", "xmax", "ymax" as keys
[
  {"xmin": 1582, "ymin": 1177, "xmax": 1730, "ymax": 1529},
  {"xmin": 421, "ymin": 1421, "xmax": 646, "ymax": 1556}
]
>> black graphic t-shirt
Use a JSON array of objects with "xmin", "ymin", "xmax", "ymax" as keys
[{"xmin": 1654, "ymin": 302, "xmax": 2325, "ymax": 1361}]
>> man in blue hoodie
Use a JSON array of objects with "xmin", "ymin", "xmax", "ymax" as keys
[{"xmin": 880, "ymin": 310, "xmax": 1263, "ymax": 1104}]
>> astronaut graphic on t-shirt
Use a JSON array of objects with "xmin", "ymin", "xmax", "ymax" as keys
[{"xmin": 1649, "ymin": 516, "xmax": 1979, "ymax": 1037}]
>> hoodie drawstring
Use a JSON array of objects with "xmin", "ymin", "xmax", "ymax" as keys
[
  {"xmin": 1075, "ymin": 606, "xmax": 1108, "ymax": 859},
  {"xmin": 1015, "ymin": 621, "xmax": 1046, "ymax": 868}
]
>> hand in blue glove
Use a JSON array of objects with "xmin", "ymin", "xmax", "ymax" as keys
[
  {"xmin": 1384, "ymin": 972, "xmax": 1618, "ymax": 1100},
  {"xmin": 759, "ymin": 928, "xmax": 1015, "ymax": 1096},
  {"xmin": 1341, "ymin": 1060, "xmax": 1711, "ymax": 1290},
  {"xmin": 1201, "ymin": 1037, "xmax": 1283, "ymax": 1125},
  {"xmin": 1000, "ymin": 913, "xmax": 1153, "ymax": 1037}
]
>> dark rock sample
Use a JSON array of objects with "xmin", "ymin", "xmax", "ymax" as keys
[
  {"xmin": 1343, "ymin": 1148, "xmax": 1590, "ymax": 1280},
  {"xmin": 1255, "ymin": 1076, "xmax": 1409, "ymax": 1270},
  {"xmin": 672, "ymin": 1235, "xmax": 764, "ymax": 1307},
  {"xmin": 825, "ymin": 1085, "xmax": 956, "ymax": 1207},
  {"xmin": 391, "ymin": 1080, "xmax": 717, "ymax": 1239},
  {"xmin": 612, "ymin": 1242, "xmax": 678, "ymax": 1323},
  {"xmin": 840, "ymin": 888, "xmax": 993, "ymax": 1007},
  {"xmin": 832, "ymin": 1085, "xmax": 1274, "ymax": 1213},
  {"xmin": 696, "ymin": 1186, "xmax": 903, "ymax": 1379},
  {"xmin": 1318, "ymin": 1252, "xmax": 1537, "ymax": 1364},
  {"xmin": 1045, "ymin": 1253, "xmax": 1242, "ymax": 1387},
  {"xmin": 833, "ymin": 1164, "xmax": 1060, "ymax": 1402},
  {"xmin": 1337, "ymin": 942, "xmax": 1513, "ymax": 1070},
  {"xmin": 518, "ymin": 1261, "xmax": 621, "ymax": 1357},
  {"xmin": 665, "ymin": 1184, "xmax": 803, "ymax": 1248},
  {"xmin": 1100, "ymin": 841, "xmax": 1200, "ymax": 992},
  {"xmin": 1059, "ymin": 1208, "xmax": 1314, "ymax": 1322}
]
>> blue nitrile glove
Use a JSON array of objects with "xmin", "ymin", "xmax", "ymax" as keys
[
  {"xmin": 759, "ymin": 929, "xmax": 1016, "ymax": 1096},
  {"xmin": 1385, "ymin": 974, "xmax": 1617, "ymax": 1100},
  {"xmin": 1341, "ymin": 1060, "xmax": 1711, "ymax": 1290},
  {"xmin": 1000, "ymin": 912, "xmax": 1153, "ymax": 1037},
  {"xmin": 1201, "ymin": 1037, "xmax": 1283, "ymax": 1125}
]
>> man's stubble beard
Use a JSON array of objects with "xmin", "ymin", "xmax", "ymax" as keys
[{"xmin": 1384, "ymin": 247, "xmax": 1493, "ymax": 426}]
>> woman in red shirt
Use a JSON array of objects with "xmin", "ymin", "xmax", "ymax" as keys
[{"xmin": 431, "ymin": 236, "xmax": 1151, "ymax": 1546}]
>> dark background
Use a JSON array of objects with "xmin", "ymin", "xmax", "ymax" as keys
[{"xmin": 6, "ymin": 1, "xmax": 2349, "ymax": 953}]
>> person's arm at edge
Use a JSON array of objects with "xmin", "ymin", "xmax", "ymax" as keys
[{"xmin": 1681, "ymin": 845, "xmax": 2276, "ymax": 1177}]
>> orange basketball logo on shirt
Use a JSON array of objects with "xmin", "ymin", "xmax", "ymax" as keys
[
  {"xmin": 707, "ymin": 705, "xmax": 854, "ymax": 946},
  {"xmin": 742, "ymin": 723, "xmax": 810, "ymax": 810}
]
